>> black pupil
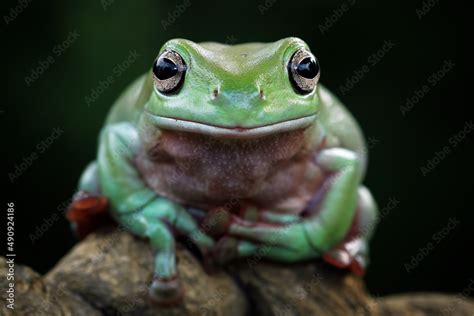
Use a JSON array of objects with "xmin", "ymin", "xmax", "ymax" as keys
[
  {"xmin": 296, "ymin": 57, "xmax": 318, "ymax": 79},
  {"xmin": 154, "ymin": 57, "xmax": 178, "ymax": 80}
]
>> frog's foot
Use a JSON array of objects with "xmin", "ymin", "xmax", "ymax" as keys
[
  {"xmin": 322, "ymin": 238, "xmax": 368, "ymax": 276},
  {"xmin": 322, "ymin": 186, "xmax": 377, "ymax": 276},
  {"xmin": 117, "ymin": 200, "xmax": 215, "ymax": 306},
  {"xmin": 148, "ymin": 218, "xmax": 214, "ymax": 305},
  {"xmin": 214, "ymin": 211, "xmax": 320, "ymax": 265},
  {"xmin": 213, "ymin": 235, "xmax": 318, "ymax": 265},
  {"xmin": 66, "ymin": 191, "xmax": 112, "ymax": 239},
  {"xmin": 149, "ymin": 274, "xmax": 184, "ymax": 306},
  {"xmin": 214, "ymin": 232, "xmax": 368, "ymax": 275},
  {"xmin": 136, "ymin": 219, "xmax": 183, "ymax": 306}
]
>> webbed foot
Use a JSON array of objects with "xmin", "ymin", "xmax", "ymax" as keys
[
  {"xmin": 66, "ymin": 191, "xmax": 112, "ymax": 239},
  {"xmin": 322, "ymin": 238, "xmax": 368, "ymax": 276},
  {"xmin": 149, "ymin": 276, "xmax": 184, "ymax": 306}
]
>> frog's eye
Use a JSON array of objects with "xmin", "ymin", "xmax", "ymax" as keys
[
  {"xmin": 288, "ymin": 49, "xmax": 320, "ymax": 94},
  {"xmin": 152, "ymin": 50, "xmax": 186, "ymax": 94}
]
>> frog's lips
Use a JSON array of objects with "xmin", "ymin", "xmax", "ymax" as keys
[{"xmin": 145, "ymin": 112, "xmax": 316, "ymax": 138}]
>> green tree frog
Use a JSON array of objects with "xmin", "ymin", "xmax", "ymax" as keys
[{"xmin": 68, "ymin": 37, "xmax": 378, "ymax": 304}]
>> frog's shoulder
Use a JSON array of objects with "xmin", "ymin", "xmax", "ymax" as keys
[
  {"xmin": 317, "ymin": 84, "xmax": 368, "ymax": 171},
  {"xmin": 104, "ymin": 71, "xmax": 153, "ymax": 126}
]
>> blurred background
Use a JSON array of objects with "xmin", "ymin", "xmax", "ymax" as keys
[{"xmin": 3, "ymin": 0, "xmax": 468, "ymax": 297}]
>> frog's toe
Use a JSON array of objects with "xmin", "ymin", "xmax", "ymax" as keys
[
  {"xmin": 350, "ymin": 255, "xmax": 366, "ymax": 276},
  {"xmin": 322, "ymin": 238, "xmax": 368, "ymax": 276},
  {"xmin": 322, "ymin": 248, "xmax": 351, "ymax": 268},
  {"xmin": 149, "ymin": 276, "xmax": 184, "ymax": 306},
  {"xmin": 212, "ymin": 237, "xmax": 307, "ymax": 265},
  {"xmin": 228, "ymin": 221, "xmax": 287, "ymax": 246}
]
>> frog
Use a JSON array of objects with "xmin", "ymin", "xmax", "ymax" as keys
[{"xmin": 68, "ymin": 37, "xmax": 378, "ymax": 305}]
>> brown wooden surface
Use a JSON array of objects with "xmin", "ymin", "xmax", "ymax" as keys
[{"xmin": 2, "ymin": 227, "xmax": 473, "ymax": 315}]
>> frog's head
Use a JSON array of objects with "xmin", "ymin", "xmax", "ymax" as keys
[{"xmin": 143, "ymin": 37, "xmax": 320, "ymax": 138}]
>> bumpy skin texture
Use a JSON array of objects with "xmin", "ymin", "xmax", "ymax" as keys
[{"xmin": 72, "ymin": 37, "xmax": 378, "ymax": 304}]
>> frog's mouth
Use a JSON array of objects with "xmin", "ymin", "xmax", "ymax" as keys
[{"xmin": 144, "ymin": 112, "xmax": 316, "ymax": 138}]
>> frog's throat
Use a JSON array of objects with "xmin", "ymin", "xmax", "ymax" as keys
[{"xmin": 143, "ymin": 112, "xmax": 317, "ymax": 139}]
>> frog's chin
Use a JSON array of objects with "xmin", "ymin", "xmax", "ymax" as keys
[{"xmin": 144, "ymin": 112, "xmax": 316, "ymax": 139}]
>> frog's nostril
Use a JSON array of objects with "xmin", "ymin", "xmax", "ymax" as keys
[
  {"xmin": 212, "ymin": 88, "xmax": 219, "ymax": 99},
  {"xmin": 259, "ymin": 89, "xmax": 265, "ymax": 100}
]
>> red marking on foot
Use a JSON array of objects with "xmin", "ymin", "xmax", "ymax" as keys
[
  {"xmin": 349, "ymin": 257, "xmax": 366, "ymax": 276},
  {"xmin": 322, "ymin": 250, "xmax": 366, "ymax": 276},
  {"xmin": 66, "ymin": 192, "xmax": 112, "ymax": 239},
  {"xmin": 322, "ymin": 253, "xmax": 348, "ymax": 269},
  {"xmin": 153, "ymin": 275, "xmax": 178, "ymax": 283}
]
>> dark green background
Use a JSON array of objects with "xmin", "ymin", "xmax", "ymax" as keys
[{"xmin": 3, "ymin": 0, "xmax": 469, "ymax": 297}]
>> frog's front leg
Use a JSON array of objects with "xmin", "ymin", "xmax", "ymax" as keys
[
  {"xmin": 98, "ymin": 122, "xmax": 214, "ymax": 305},
  {"xmin": 226, "ymin": 148, "xmax": 375, "ymax": 268}
]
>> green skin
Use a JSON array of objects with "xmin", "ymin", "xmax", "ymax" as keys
[{"xmin": 77, "ymin": 37, "xmax": 377, "ymax": 303}]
